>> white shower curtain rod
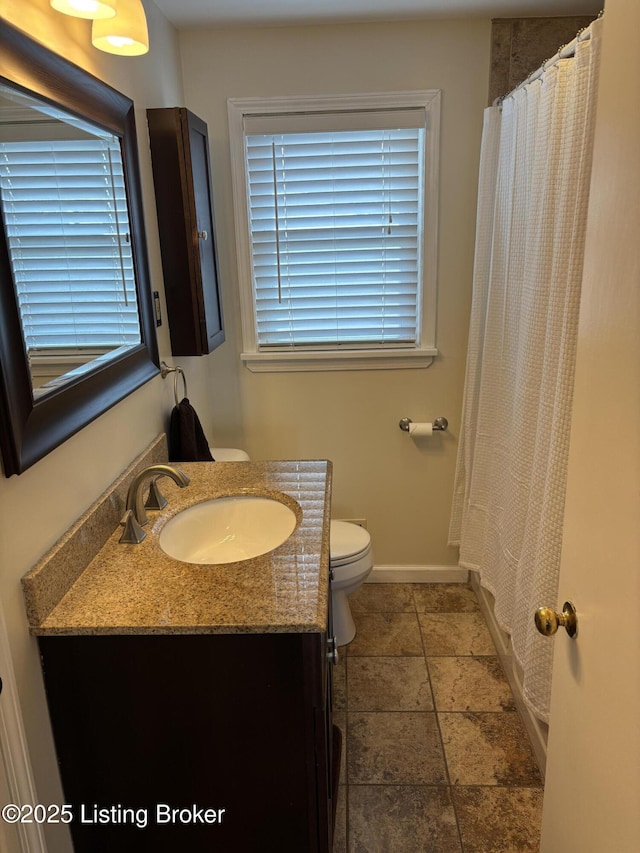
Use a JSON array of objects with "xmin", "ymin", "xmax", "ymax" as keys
[{"xmin": 494, "ymin": 9, "xmax": 604, "ymax": 106}]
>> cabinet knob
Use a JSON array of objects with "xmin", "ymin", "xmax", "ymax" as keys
[
  {"xmin": 197, "ymin": 230, "xmax": 208, "ymax": 241},
  {"xmin": 327, "ymin": 636, "xmax": 339, "ymax": 665}
]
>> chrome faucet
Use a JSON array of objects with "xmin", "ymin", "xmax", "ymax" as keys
[{"xmin": 120, "ymin": 464, "xmax": 190, "ymax": 544}]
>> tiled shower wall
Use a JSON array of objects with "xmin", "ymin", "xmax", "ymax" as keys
[{"xmin": 489, "ymin": 15, "xmax": 598, "ymax": 104}]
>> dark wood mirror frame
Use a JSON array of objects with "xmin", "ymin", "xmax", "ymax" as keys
[{"xmin": 0, "ymin": 20, "xmax": 159, "ymax": 476}]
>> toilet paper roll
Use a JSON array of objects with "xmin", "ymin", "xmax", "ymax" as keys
[{"xmin": 409, "ymin": 422, "xmax": 433, "ymax": 437}]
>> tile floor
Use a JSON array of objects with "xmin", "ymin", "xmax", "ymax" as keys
[{"xmin": 332, "ymin": 583, "xmax": 544, "ymax": 853}]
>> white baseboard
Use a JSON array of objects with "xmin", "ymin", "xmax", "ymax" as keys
[
  {"xmin": 367, "ymin": 565, "xmax": 469, "ymax": 583},
  {"xmin": 469, "ymin": 572, "xmax": 548, "ymax": 777}
]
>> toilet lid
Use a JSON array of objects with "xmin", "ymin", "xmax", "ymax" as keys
[{"xmin": 330, "ymin": 520, "xmax": 371, "ymax": 562}]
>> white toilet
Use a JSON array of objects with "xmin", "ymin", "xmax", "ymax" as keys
[
  {"xmin": 209, "ymin": 447, "xmax": 250, "ymax": 462},
  {"xmin": 329, "ymin": 520, "xmax": 373, "ymax": 646},
  {"xmin": 209, "ymin": 448, "xmax": 373, "ymax": 647}
]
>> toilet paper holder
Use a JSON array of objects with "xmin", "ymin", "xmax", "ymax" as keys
[{"xmin": 399, "ymin": 417, "xmax": 448, "ymax": 432}]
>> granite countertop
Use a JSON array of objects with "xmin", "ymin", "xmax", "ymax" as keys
[{"xmin": 25, "ymin": 459, "xmax": 332, "ymax": 637}]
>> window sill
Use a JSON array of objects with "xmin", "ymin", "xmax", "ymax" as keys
[{"xmin": 241, "ymin": 348, "xmax": 438, "ymax": 373}]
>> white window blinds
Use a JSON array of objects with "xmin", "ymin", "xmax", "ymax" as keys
[
  {"xmin": 245, "ymin": 122, "xmax": 425, "ymax": 349},
  {"xmin": 0, "ymin": 137, "xmax": 140, "ymax": 352}
]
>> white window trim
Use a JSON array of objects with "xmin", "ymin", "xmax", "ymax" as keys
[{"xmin": 228, "ymin": 90, "xmax": 441, "ymax": 372}]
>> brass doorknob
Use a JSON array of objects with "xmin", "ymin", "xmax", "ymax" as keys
[{"xmin": 534, "ymin": 601, "xmax": 578, "ymax": 638}]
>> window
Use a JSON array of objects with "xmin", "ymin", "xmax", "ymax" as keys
[
  {"xmin": 0, "ymin": 132, "xmax": 140, "ymax": 389},
  {"xmin": 228, "ymin": 92, "xmax": 440, "ymax": 371}
]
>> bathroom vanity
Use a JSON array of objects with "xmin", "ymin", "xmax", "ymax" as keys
[{"xmin": 23, "ymin": 453, "xmax": 338, "ymax": 852}]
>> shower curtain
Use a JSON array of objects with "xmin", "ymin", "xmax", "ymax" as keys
[{"xmin": 449, "ymin": 19, "xmax": 602, "ymax": 723}]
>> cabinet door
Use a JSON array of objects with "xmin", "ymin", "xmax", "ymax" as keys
[
  {"xmin": 147, "ymin": 107, "xmax": 225, "ymax": 356},
  {"xmin": 184, "ymin": 111, "xmax": 224, "ymax": 354},
  {"xmin": 39, "ymin": 633, "xmax": 330, "ymax": 852}
]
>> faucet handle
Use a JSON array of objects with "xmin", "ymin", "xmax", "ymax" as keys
[
  {"xmin": 119, "ymin": 509, "xmax": 147, "ymax": 545},
  {"xmin": 144, "ymin": 477, "xmax": 168, "ymax": 511},
  {"xmin": 123, "ymin": 464, "xmax": 190, "ymax": 541}
]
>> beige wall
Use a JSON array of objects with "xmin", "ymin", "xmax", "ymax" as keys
[
  {"xmin": 0, "ymin": 6, "xmax": 490, "ymax": 846},
  {"xmin": 0, "ymin": 2, "xmax": 189, "ymax": 848},
  {"xmin": 179, "ymin": 19, "xmax": 491, "ymax": 566}
]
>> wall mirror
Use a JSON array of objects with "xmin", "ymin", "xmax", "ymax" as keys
[{"xmin": 0, "ymin": 20, "xmax": 159, "ymax": 476}]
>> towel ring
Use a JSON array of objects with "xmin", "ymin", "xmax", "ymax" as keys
[{"xmin": 160, "ymin": 361, "xmax": 188, "ymax": 406}]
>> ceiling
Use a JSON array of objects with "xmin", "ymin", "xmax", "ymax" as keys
[{"xmin": 152, "ymin": 0, "xmax": 602, "ymax": 29}]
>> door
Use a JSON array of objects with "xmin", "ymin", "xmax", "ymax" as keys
[
  {"xmin": 0, "ymin": 724, "xmax": 22, "ymax": 853},
  {"xmin": 0, "ymin": 596, "xmax": 48, "ymax": 853},
  {"xmin": 540, "ymin": 0, "xmax": 640, "ymax": 849}
]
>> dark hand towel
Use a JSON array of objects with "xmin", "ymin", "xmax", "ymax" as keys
[{"xmin": 169, "ymin": 398, "xmax": 215, "ymax": 462}]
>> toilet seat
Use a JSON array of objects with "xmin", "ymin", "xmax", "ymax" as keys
[{"xmin": 330, "ymin": 520, "xmax": 371, "ymax": 566}]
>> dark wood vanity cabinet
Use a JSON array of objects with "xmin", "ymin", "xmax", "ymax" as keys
[
  {"xmin": 38, "ymin": 628, "xmax": 340, "ymax": 852},
  {"xmin": 146, "ymin": 107, "xmax": 224, "ymax": 356}
]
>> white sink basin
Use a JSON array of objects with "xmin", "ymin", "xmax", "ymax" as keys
[{"xmin": 158, "ymin": 494, "xmax": 298, "ymax": 564}]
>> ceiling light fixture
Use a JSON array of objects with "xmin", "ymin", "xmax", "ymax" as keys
[
  {"xmin": 92, "ymin": 0, "xmax": 149, "ymax": 56},
  {"xmin": 50, "ymin": 0, "xmax": 116, "ymax": 19}
]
